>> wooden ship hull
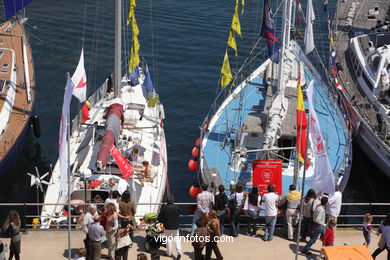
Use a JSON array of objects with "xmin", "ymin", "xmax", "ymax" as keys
[{"xmin": 0, "ymin": 20, "xmax": 35, "ymax": 177}]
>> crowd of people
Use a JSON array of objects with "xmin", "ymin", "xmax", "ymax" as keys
[
  {"xmin": 189, "ymin": 182, "xmax": 390, "ymax": 259},
  {"xmin": 1, "ymin": 181, "xmax": 390, "ymax": 260}
]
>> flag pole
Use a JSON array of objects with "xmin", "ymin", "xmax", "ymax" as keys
[
  {"xmin": 67, "ymin": 73, "xmax": 72, "ymax": 260},
  {"xmin": 294, "ymin": 115, "xmax": 310, "ymax": 260}
]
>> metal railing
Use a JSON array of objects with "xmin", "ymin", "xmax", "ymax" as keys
[{"xmin": 0, "ymin": 201, "xmax": 389, "ymax": 231}]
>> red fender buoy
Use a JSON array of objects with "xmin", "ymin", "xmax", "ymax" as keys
[
  {"xmin": 188, "ymin": 158, "xmax": 198, "ymax": 171},
  {"xmin": 195, "ymin": 138, "xmax": 201, "ymax": 147},
  {"xmin": 189, "ymin": 185, "xmax": 201, "ymax": 198},
  {"xmin": 191, "ymin": 146, "xmax": 199, "ymax": 158}
]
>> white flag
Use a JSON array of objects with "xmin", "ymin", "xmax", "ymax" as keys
[
  {"xmin": 59, "ymin": 76, "xmax": 75, "ymax": 193},
  {"xmin": 71, "ymin": 48, "xmax": 87, "ymax": 103},
  {"xmin": 304, "ymin": 0, "xmax": 315, "ymax": 54},
  {"xmin": 305, "ymin": 80, "xmax": 335, "ymax": 194}
]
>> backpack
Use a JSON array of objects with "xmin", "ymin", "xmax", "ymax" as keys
[{"xmin": 100, "ymin": 210, "xmax": 108, "ymax": 230}]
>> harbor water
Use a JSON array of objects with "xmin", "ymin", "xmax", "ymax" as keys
[{"xmin": 0, "ymin": 0, "xmax": 388, "ymax": 225}]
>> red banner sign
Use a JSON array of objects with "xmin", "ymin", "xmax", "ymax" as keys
[
  {"xmin": 109, "ymin": 144, "xmax": 133, "ymax": 180},
  {"xmin": 252, "ymin": 160, "xmax": 282, "ymax": 196}
]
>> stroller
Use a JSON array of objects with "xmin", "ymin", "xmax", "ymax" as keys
[{"xmin": 142, "ymin": 213, "xmax": 165, "ymax": 251}]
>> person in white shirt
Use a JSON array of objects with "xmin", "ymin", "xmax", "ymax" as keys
[
  {"xmin": 190, "ymin": 183, "xmax": 214, "ymax": 236},
  {"xmin": 262, "ymin": 184, "xmax": 279, "ymax": 241},
  {"xmin": 243, "ymin": 186, "xmax": 261, "ymax": 236},
  {"xmin": 326, "ymin": 184, "xmax": 342, "ymax": 223},
  {"xmin": 379, "ymin": 64, "xmax": 390, "ymax": 100},
  {"xmin": 82, "ymin": 204, "xmax": 98, "ymax": 259},
  {"xmin": 105, "ymin": 190, "xmax": 121, "ymax": 212}
]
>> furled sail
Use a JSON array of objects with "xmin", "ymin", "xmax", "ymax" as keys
[{"xmin": 4, "ymin": 0, "xmax": 33, "ymax": 20}]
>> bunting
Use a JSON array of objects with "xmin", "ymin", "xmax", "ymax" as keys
[
  {"xmin": 324, "ymin": 0, "xmax": 328, "ymax": 13},
  {"xmin": 127, "ymin": 0, "xmax": 136, "ymax": 25},
  {"xmin": 127, "ymin": 0, "xmax": 140, "ymax": 73},
  {"xmin": 227, "ymin": 29, "xmax": 238, "ymax": 56},
  {"xmin": 231, "ymin": 10, "xmax": 242, "ymax": 37},
  {"xmin": 260, "ymin": 0, "xmax": 280, "ymax": 63},
  {"xmin": 296, "ymin": 76, "xmax": 308, "ymax": 164},
  {"xmin": 304, "ymin": 0, "xmax": 315, "ymax": 54},
  {"xmin": 327, "ymin": 15, "xmax": 334, "ymax": 47},
  {"xmin": 220, "ymin": 50, "xmax": 233, "ymax": 88}
]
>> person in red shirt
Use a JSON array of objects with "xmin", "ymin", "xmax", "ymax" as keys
[
  {"xmin": 82, "ymin": 101, "xmax": 91, "ymax": 123},
  {"xmin": 322, "ymin": 218, "xmax": 337, "ymax": 246}
]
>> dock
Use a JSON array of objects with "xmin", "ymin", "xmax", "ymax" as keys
[{"xmin": 2, "ymin": 228, "xmax": 386, "ymax": 259}]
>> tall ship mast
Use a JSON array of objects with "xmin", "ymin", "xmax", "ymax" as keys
[
  {"xmin": 0, "ymin": 0, "xmax": 36, "ymax": 177},
  {"xmin": 333, "ymin": 0, "xmax": 390, "ymax": 177},
  {"xmin": 194, "ymin": 0, "xmax": 352, "ymax": 197}
]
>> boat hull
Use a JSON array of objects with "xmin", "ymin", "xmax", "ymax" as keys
[{"xmin": 0, "ymin": 116, "xmax": 32, "ymax": 178}]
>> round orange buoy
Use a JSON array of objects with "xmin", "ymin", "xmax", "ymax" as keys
[
  {"xmin": 191, "ymin": 146, "xmax": 199, "ymax": 158},
  {"xmin": 188, "ymin": 158, "xmax": 198, "ymax": 171},
  {"xmin": 195, "ymin": 138, "xmax": 201, "ymax": 147},
  {"xmin": 189, "ymin": 185, "xmax": 201, "ymax": 198}
]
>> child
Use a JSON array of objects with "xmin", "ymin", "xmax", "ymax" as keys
[
  {"xmin": 322, "ymin": 219, "xmax": 337, "ymax": 246},
  {"xmin": 363, "ymin": 213, "xmax": 373, "ymax": 247},
  {"xmin": 73, "ymin": 248, "xmax": 86, "ymax": 260}
]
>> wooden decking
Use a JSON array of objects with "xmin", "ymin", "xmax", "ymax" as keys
[
  {"xmin": 3, "ymin": 228, "xmax": 386, "ymax": 259},
  {"xmin": 0, "ymin": 20, "xmax": 35, "ymax": 162}
]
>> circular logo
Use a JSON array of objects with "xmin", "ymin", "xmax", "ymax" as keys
[{"xmin": 261, "ymin": 169, "xmax": 273, "ymax": 183}]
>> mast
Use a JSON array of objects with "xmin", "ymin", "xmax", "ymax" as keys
[
  {"xmin": 114, "ymin": 0, "xmax": 122, "ymax": 98},
  {"xmin": 277, "ymin": 0, "xmax": 292, "ymax": 93}
]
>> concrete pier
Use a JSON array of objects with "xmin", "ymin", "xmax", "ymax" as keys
[{"xmin": 1, "ymin": 228, "xmax": 386, "ymax": 259}]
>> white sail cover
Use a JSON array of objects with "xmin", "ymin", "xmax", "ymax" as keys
[
  {"xmin": 59, "ymin": 76, "xmax": 74, "ymax": 192},
  {"xmin": 305, "ymin": 80, "xmax": 335, "ymax": 194},
  {"xmin": 304, "ymin": 0, "xmax": 315, "ymax": 54}
]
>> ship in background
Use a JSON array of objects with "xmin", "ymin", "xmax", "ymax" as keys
[
  {"xmin": 333, "ymin": 0, "xmax": 390, "ymax": 177},
  {"xmin": 194, "ymin": 0, "xmax": 352, "ymax": 196},
  {"xmin": 0, "ymin": 0, "xmax": 36, "ymax": 177}
]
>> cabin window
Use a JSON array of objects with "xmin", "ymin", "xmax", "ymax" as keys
[
  {"xmin": 367, "ymin": 52, "xmax": 380, "ymax": 74},
  {"xmin": 2, "ymin": 64, "xmax": 8, "ymax": 68},
  {"xmin": 357, "ymin": 64, "xmax": 362, "ymax": 77},
  {"xmin": 0, "ymin": 51, "xmax": 3, "ymax": 59}
]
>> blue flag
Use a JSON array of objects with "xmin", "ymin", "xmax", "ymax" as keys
[
  {"xmin": 144, "ymin": 67, "xmax": 154, "ymax": 94},
  {"xmin": 260, "ymin": 0, "xmax": 280, "ymax": 63},
  {"xmin": 129, "ymin": 66, "xmax": 140, "ymax": 86}
]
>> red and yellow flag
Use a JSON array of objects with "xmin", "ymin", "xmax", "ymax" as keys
[{"xmin": 296, "ymin": 78, "xmax": 308, "ymax": 164}]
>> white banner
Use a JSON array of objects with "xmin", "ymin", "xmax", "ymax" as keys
[
  {"xmin": 59, "ymin": 76, "xmax": 74, "ymax": 193},
  {"xmin": 304, "ymin": 0, "xmax": 315, "ymax": 54},
  {"xmin": 305, "ymin": 80, "xmax": 335, "ymax": 194},
  {"xmin": 71, "ymin": 48, "xmax": 87, "ymax": 103}
]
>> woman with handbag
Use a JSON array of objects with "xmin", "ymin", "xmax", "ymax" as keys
[
  {"xmin": 243, "ymin": 186, "xmax": 261, "ymax": 236},
  {"xmin": 214, "ymin": 185, "xmax": 229, "ymax": 235},
  {"xmin": 228, "ymin": 183, "xmax": 245, "ymax": 237},
  {"xmin": 2, "ymin": 210, "xmax": 21, "ymax": 260}
]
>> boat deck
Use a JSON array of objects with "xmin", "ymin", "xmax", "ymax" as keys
[
  {"xmin": 7, "ymin": 228, "xmax": 386, "ymax": 259},
  {"xmin": 0, "ymin": 20, "xmax": 34, "ymax": 164},
  {"xmin": 334, "ymin": 0, "xmax": 389, "ymax": 135}
]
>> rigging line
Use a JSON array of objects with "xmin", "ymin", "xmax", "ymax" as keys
[
  {"xmin": 149, "ymin": 0, "xmax": 157, "ymax": 90},
  {"xmin": 82, "ymin": 0, "xmax": 87, "ymax": 46}
]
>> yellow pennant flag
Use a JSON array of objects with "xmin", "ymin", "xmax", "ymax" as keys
[
  {"xmin": 132, "ymin": 16, "xmax": 139, "ymax": 36},
  {"xmin": 127, "ymin": 0, "xmax": 136, "ymax": 25},
  {"xmin": 220, "ymin": 50, "xmax": 233, "ymax": 88},
  {"xmin": 231, "ymin": 11, "xmax": 242, "ymax": 37},
  {"xmin": 129, "ymin": 35, "xmax": 140, "ymax": 72},
  {"xmin": 235, "ymin": 0, "xmax": 239, "ymax": 13},
  {"xmin": 241, "ymin": 0, "xmax": 245, "ymax": 14},
  {"xmin": 227, "ymin": 29, "xmax": 237, "ymax": 56}
]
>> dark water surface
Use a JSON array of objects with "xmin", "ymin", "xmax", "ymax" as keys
[{"xmin": 0, "ymin": 0, "xmax": 388, "ymax": 224}]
